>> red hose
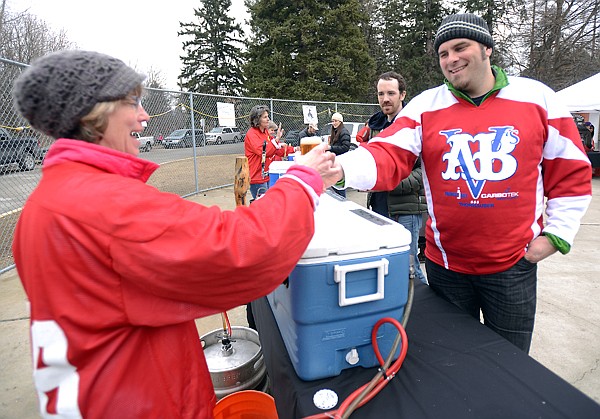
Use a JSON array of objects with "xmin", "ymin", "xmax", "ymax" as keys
[{"xmin": 303, "ymin": 317, "xmax": 408, "ymax": 419}]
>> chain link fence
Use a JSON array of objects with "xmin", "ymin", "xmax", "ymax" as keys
[{"xmin": 0, "ymin": 56, "xmax": 380, "ymax": 272}]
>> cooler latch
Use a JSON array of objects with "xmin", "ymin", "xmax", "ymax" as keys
[{"xmin": 333, "ymin": 258, "xmax": 389, "ymax": 307}]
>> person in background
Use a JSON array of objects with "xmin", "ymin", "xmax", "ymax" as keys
[
  {"xmin": 329, "ymin": 112, "xmax": 351, "ymax": 156},
  {"xmin": 245, "ymin": 105, "xmax": 291, "ymax": 199},
  {"xmin": 372, "ymin": 72, "xmax": 429, "ymax": 283},
  {"xmin": 268, "ymin": 121, "xmax": 295, "ymax": 161},
  {"xmin": 357, "ymin": 71, "xmax": 427, "ymax": 283},
  {"xmin": 357, "ymin": 72, "xmax": 407, "ymax": 217},
  {"xmin": 268, "ymin": 120, "xmax": 282, "ymax": 140},
  {"xmin": 333, "ymin": 13, "xmax": 592, "ymax": 353},
  {"xmin": 11, "ymin": 50, "xmax": 339, "ymax": 418},
  {"xmin": 328, "ymin": 112, "xmax": 351, "ymax": 197},
  {"xmin": 298, "ymin": 122, "xmax": 319, "ymax": 140},
  {"xmin": 584, "ymin": 121, "xmax": 595, "ymax": 151},
  {"xmin": 585, "ymin": 121, "xmax": 600, "ymax": 176}
]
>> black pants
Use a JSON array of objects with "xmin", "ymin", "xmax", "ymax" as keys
[
  {"xmin": 369, "ymin": 192, "xmax": 389, "ymax": 218},
  {"xmin": 425, "ymin": 258, "xmax": 537, "ymax": 353},
  {"xmin": 246, "ymin": 302, "xmax": 257, "ymax": 330}
]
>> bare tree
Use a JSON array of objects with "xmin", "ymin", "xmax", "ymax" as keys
[
  {"xmin": 0, "ymin": 8, "xmax": 75, "ymax": 63},
  {"xmin": 522, "ymin": 0, "xmax": 600, "ymax": 90},
  {"xmin": 0, "ymin": 7, "xmax": 76, "ymax": 135}
]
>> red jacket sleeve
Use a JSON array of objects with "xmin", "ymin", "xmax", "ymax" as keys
[
  {"xmin": 113, "ymin": 179, "xmax": 317, "ymax": 318},
  {"xmin": 356, "ymin": 125, "xmax": 370, "ymax": 143}
]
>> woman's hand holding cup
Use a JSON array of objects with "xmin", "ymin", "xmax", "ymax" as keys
[{"xmin": 294, "ymin": 143, "xmax": 343, "ymax": 189}]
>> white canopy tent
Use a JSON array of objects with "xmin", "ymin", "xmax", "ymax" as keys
[
  {"xmin": 556, "ymin": 73, "xmax": 600, "ymax": 149},
  {"xmin": 556, "ymin": 72, "xmax": 600, "ymax": 112}
]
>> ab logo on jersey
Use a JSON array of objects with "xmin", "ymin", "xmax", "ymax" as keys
[{"xmin": 441, "ymin": 126, "xmax": 520, "ymax": 200}]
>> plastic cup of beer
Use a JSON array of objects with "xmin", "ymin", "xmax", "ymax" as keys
[{"xmin": 300, "ymin": 137, "xmax": 321, "ymax": 155}]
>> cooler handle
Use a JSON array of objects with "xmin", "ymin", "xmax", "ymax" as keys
[{"xmin": 333, "ymin": 258, "xmax": 389, "ymax": 307}]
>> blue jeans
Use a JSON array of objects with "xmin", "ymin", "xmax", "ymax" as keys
[
  {"xmin": 425, "ymin": 258, "xmax": 537, "ymax": 353},
  {"xmin": 393, "ymin": 214, "xmax": 426, "ymax": 284},
  {"xmin": 250, "ymin": 182, "xmax": 268, "ymax": 200}
]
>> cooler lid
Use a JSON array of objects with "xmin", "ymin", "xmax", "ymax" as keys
[
  {"xmin": 269, "ymin": 160, "xmax": 294, "ymax": 174},
  {"xmin": 301, "ymin": 191, "xmax": 412, "ymax": 259}
]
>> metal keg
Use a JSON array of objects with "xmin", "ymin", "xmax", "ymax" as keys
[{"xmin": 201, "ymin": 326, "xmax": 268, "ymax": 399}]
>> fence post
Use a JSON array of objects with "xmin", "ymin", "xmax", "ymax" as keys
[{"xmin": 189, "ymin": 92, "xmax": 200, "ymax": 194}]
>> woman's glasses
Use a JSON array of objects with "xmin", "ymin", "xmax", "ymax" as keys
[{"xmin": 123, "ymin": 95, "xmax": 142, "ymax": 107}]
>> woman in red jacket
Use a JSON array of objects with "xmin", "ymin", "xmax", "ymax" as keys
[
  {"xmin": 12, "ymin": 50, "xmax": 340, "ymax": 419},
  {"xmin": 244, "ymin": 105, "xmax": 294, "ymax": 198}
]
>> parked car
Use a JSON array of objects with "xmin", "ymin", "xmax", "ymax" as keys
[
  {"xmin": 38, "ymin": 147, "xmax": 50, "ymax": 162},
  {"xmin": 320, "ymin": 121, "xmax": 365, "ymax": 146},
  {"xmin": 134, "ymin": 133, "xmax": 155, "ymax": 152},
  {"xmin": 0, "ymin": 127, "xmax": 44, "ymax": 172},
  {"xmin": 283, "ymin": 129, "xmax": 302, "ymax": 147},
  {"xmin": 163, "ymin": 129, "xmax": 205, "ymax": 148},
  {"xmin": 205, "ymin": 126, "xmax": 241, "ymax": 145}
]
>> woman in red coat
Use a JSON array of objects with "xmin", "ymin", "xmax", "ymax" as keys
[
  {"xmin": 244, "ymin": 105, "xmax": 294, "ymax": 198},
  {"xmin": 12, "ymin": 50, "xmax": 340, "ymax": 418}
]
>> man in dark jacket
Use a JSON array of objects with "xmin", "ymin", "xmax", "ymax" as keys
[
  {"xmin": 298, "ymin": 123, "xmax": 319, "ymax": 140},
  {"xmin": 358, "ymin": 71, "xmax": 428, "ymax": 283},
  {"xmin": 357, "ymin": 72, "xmax": 407, "ymax": 216}
]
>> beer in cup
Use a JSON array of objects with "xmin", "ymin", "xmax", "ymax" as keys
[{"xmin": 300, "ymin": 137, "xmax": 321, "ymax": 155}]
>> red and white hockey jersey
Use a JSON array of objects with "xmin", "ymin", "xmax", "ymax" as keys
[{"xmin": 338, "ymin": 70, "xmax": 592, "ymax": 275}]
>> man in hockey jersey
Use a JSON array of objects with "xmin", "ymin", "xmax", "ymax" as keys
[{"xmin": 333, "ymin": 13, "xmax": 592, "ymax": 353}]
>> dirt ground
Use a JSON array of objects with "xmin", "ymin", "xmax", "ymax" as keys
[{"xmin": 147, "ymin": 154, "xmax": 241, "ymax": 196}]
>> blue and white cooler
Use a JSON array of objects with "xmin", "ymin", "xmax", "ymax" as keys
[
  {"xmin": 266, "ymin": 191, "xmax": 411, "ymax": 381},
  {"xmin": 268, "ymin": 160, "xmax": 295, "ymax": 188}
]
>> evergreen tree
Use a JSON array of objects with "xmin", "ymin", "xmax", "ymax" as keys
[
  {"xmin": 243, "ymin": 0, "xmax": 374, "ymax": 102},
  {"xmin": 457, "ymin": 0, "xmax": 499, "ymax": 30},
  {"xmin": 456, "ymin": 0, "xmax": 515, "ymax": 70},
  {"xmin": 358, "ymin": 0, "xmax": 387, "ymax": 98},
  {"xmin": 370, "ymin": 0, "xmax": 447, "ymax": 97},
  {"xmin": 178, "ymin": 0, "xmax": 246, "ymax": 95}
]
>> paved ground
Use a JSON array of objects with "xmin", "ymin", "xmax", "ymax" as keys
[{"xmin": 1, "ymin": 180, "xmax": 599, "ymax": 418}]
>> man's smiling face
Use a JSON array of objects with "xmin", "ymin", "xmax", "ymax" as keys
[{"xmin": 438, "ymin": 38, "xmax": 493, "ymax": 97}]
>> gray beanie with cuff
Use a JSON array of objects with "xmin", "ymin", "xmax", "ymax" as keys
[
  {"xmin": 433, "ymin": 13, "xmax": 494, "ymax": 53},
  {"xmin": 12, "ymin": 50, "xmax": 145, "ymax": 139}
]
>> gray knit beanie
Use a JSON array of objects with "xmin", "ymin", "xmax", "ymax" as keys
[
  {"xmin": 12, "ymin": 50, "xmax": 145, "ymax": 139},
  {"xmin": 433, "ymin": 13, "xmax": 494, "ymax": 53}
]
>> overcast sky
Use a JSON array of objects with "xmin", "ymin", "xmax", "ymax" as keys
[{"xmin": 12, "ymin": 0, "xmax": 250, "ymax": 90}]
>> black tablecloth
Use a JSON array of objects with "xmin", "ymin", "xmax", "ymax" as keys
[
  {"xmin": 588, "ymin": 151, "xmax": 600, "ymax": 168},
  {"xmin": 253, "ymin": 282, "xmax": 600, "ymax": 419}
]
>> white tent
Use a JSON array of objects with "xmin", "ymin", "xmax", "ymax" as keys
[
  {"xmin": 556, "ymin": 73, "xmax": 600, "ymax": 149},
  {"xmin": 556, "ymin": 72, "xmax": 600, "ymax": 112}
]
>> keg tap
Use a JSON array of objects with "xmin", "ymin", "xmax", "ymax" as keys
[{"xmin": 219, "ymin": 313, "xmax": 234, "ymax": 356}]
